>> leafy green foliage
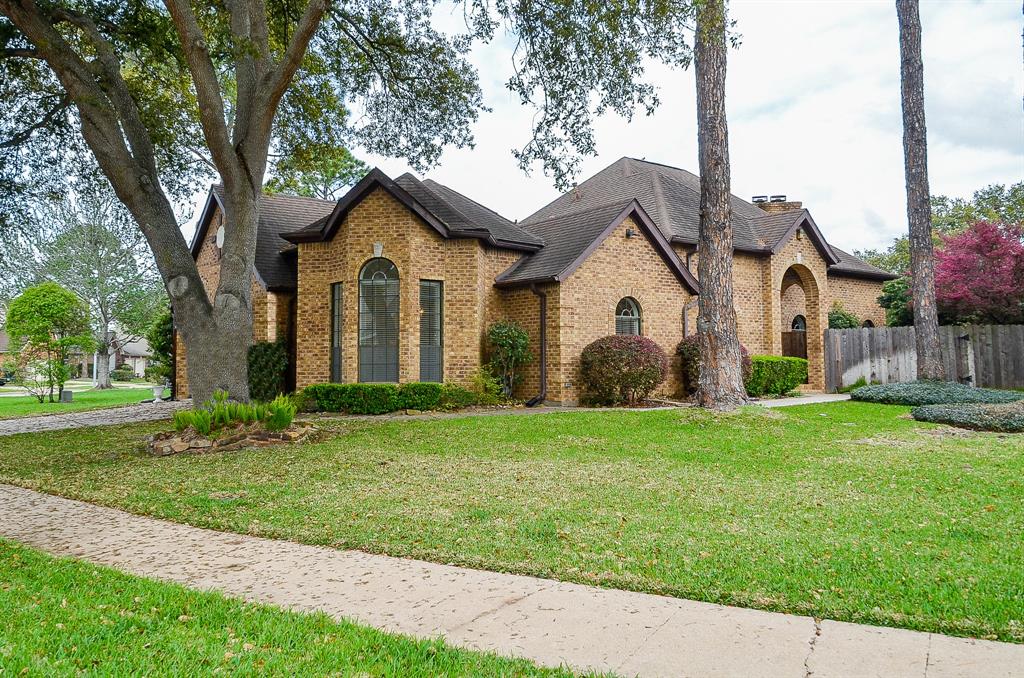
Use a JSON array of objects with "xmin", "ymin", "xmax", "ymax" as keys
[
  {"xmin": 878, "ymin": 276, "xmax": 914, "ymax": 327},
  {"xmin": 145, "ymin": 310, "xmax": 174, "ymax": 383},
  {"xmin": 827, "ymin": 303, "xmax": 861, "ymax": 329},
  {"xmin": 173, "ymin": 390, "xmax": 295, "ymax": 435},
  {"xmin": 486, "ymin": 321, "xmax": 533, "ymax": 398},
  {"xmin": 851, "ymin": 381, "xmax": 1024, "ymax": 406},
  {"xmin": 579, "ymin": 335, "xmax": 668, "ymax": 405},
  {"xmin": 912, "ymin": 401, "xmax": 1024, "ymax": 432},
  {"xmin": 109, "ymin": 366, "xmax": 136, "ymax": 382},
  {"xmin": 265, "ymin": 145, "xmax": 367, "ymax": 201},
  {"xmin": 676, "ymin": 335, "xmax": 751, "ymax": 395},
  {"xmin": 247, "ymin": 341, "xmax": 289, "ymax": 403},
  {"xmin": 303, "ymin": 380, "xmax": 501, "ymax": 414},
  {"xmin": 4, "ymin": 282, "xmax": 93, "ymax": 401},
  {"xmin": 837, "ymin": 376, "xmax": 870, "ymax": 394},
  {"xmin": 745, "ymin": 356, "xmax": 808, "ymax": 397}
]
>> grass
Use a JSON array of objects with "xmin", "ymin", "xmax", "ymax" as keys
[
  {"xmin": 1, "ymin": 402, "xmax": 1022, "ymax": 642},
  {"xmin": 0, "ymin": 387, "xmax": 167, "ymax": 420},
  {"xmin": 0, "ymin": 539, "xmax": 573, "ymax": 676}
]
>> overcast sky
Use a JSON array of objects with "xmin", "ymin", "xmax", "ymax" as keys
[{"xmin": 353, "ymin": 0, "xmax": 1023, "ymax": 254}]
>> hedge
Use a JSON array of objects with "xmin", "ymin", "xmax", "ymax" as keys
[
  {"xmin": 850, "ymin": 381, "xmax": 1024, "ymax": 407},
  {"xmin": 303, "ymin": 382, "xmax": 463, "ymax": 414},
  {"xmin": 579, "ymin": 335, "xmax": 668, "ymax": 405},
  {"xmin": 911, "ymin": 401, "xmax": 1024, "ymax": 432},
  {"xmin": 745, "ymin": 356, "xmax": 808, "ymax": 397}
]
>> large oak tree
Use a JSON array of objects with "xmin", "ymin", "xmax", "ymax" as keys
[
  {"xmin": 896, "ymin": 0, "xmax": 944, "ymax": 380},
  {"xmin": 1, "ymin": 0, "xmax": 700, "ymax": 403},
  {"xmin": 693, "ymin": 0, "xmax": 746, "ymax": 410}
]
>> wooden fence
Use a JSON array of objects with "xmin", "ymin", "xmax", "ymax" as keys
[{"xmin": 823, "ymin": 324, "xmax": 1024, "ymax": 393}]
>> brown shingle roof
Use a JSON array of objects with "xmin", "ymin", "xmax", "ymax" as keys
[{"xmin": 198, "ymin": 186, "xmax": 335, "ymax": 291}]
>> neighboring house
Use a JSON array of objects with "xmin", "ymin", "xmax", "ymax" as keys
[{"xmin": 175, "ymin": 157, "xmax": 894, "ymax": 402}]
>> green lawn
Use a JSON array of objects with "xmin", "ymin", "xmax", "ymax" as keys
[
  {"xmin": 0, "ymin": 387, "xmax": 167, "ymax": 420},
  {"xmin": 1, "ymin": 402, "xmax": 1022, "ymax": 642},
  {"xmin": 0, "ymin": 539, "xmax": 572, "ymax": 676}
]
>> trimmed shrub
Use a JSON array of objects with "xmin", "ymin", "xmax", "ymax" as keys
[
  {"xmin": 398, "ymin": 382, "xmax": 444, "ymax": 411},
  {"xmin": 248, "ymin": 340, "xmax": 289, "ymax": 402},
  {"xmin": 110, "ymin": 365, "xmax": 136, "ymax": 382},
  {"xmin": 676, "ymin": 335, "xmax": 752, "ymax": 396},
  {"xmin": 439, "ymin": 383, "xmax": 478, "ymax": 410},
  {"xmin": 912, "ymin": 401, "xmax": 1024, "ymax": 433},
  {"xmin": 851, "ymin": 381, "xmax": 1024, "ymax": 407},
  {"xmin": 746, "ymin": 356, "xmax": 808, "ymax": 397},
  {"xmin": 579, "ymin": 335, "xmax": 668, "ymax": 405}
]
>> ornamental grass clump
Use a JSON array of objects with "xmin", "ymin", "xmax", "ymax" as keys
[
  {"xmin": 912, "ymin": 400, "xmax": 1024, "ymax": 433},
  {"xmin": 173, "ymin": 390, "xmax": 295, "ymax": 435},
  {"xmin": 851, "ymin": 381, "xmax": 1024, "ymax": 406},
  {"xmin": 579, "ymin": 335, "xmax": 668, "ymax": 405}
]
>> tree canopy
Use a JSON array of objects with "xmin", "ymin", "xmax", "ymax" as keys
[{"xmin": 856, "ymin": 182, "xmax": 1024, "ymax": 274}]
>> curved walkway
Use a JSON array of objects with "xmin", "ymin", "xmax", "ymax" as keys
[
  {"xmin": 0, "ymin": 400, "xmax": 190, "ymax": 436},
  {"xmin": 1, "ymin": 484, "xmax": 1019, "ymax": 677}
]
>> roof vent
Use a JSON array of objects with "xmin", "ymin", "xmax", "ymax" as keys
[
  {"xmin": 752, "ymin": 195, "xmax": 768, "ymax": 203},
  {"xmin": 770, "ymin": 195, "xmax": 787, "ymax": 203}
]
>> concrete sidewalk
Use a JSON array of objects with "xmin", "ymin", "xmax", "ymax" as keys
[
  {"xmin": 1, "ymin": 485, "xmax": 1019, "ymax": 677},
  {"xmin": 755, "ymin": 393, "xmax": 851, "ymax": 408}
]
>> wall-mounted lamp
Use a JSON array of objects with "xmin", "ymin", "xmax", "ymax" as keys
[{"xmin": 625, "ymin": 228, "xmax": 636, "ymax": 238}]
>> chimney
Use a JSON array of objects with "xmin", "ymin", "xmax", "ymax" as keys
[{"xmin": 754, "ymin": 194, "xmax": 802, "ymax": 214}]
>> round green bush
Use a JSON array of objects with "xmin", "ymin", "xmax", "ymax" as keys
[
  {"xmin": 676, "ymin": 335, "xmax": 752, "ymax": 395},
  {"xmin": 851, "ymin": 381, "xmax": 1024, "ymax": 406},
  {"xmin": 746, "ymin": 356, "xmax": 808, "ymax": 397},
  {"xmin": 912, "ymin": 401, "xmax": 1024, "ymax": 432},
  {"xmin": 580, "ymin": 335, "xmax": 668, "ymax": 405}
]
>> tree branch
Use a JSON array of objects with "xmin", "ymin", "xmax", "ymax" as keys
[
  {"xmin": 262, "ymin": 0, "xmax": 325, "ymax": 114},
  {"xmin": 0, "ymin": 95, "xmax": 70, "ymax": 148},
  {"xmin": 161, "ymin": 0, "xmax": 236, "ymax": 180}
]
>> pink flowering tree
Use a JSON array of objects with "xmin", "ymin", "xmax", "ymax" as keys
[{"xmin": 935, "ymin": 221, "xmax": 1024, "ymax": 324}]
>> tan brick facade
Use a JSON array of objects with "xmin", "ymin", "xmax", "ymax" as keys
[{"xmin": 176, "ymin": 193, "xmax": 889, "ymax": 403}]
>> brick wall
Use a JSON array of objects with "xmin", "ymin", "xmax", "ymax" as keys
[
  {"xmin": 294, "ymin": 188, "xmax": 502, "ymax": 389},
  {"xmin": 555, "ymin": 217, "xmax": 693, "ymax": 404},
  {"xmin": 826, "ymin": 275, "xmax": 887, "ymax": 327}
]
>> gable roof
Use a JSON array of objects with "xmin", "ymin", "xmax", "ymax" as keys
[
  {"xmin": 191, "ymin": 186, "xmax": 335, "ymax": 292},
  {"xmin": 282, "ymin": 168, "xmax": 542, "ymax": 251},
  {"xmin": 522, "ymin": 157, "xmax": 897, "ymax": 277},
  {"xmin": 495, "ymin": 200, "xmax": 699, "ymax": 293}
]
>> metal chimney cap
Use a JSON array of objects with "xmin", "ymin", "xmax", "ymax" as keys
[
  {"xmin": 770, "ymin": 194, "xmax": 787, "ymax": 202},
  {"xmin": 752, "ymin": 195, "xmax": 768, "ymax": 203}
]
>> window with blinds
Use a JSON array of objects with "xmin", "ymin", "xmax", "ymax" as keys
[
  {"xmin": 419, "ymin": 280, "xmax": 443, "ymax": 382},
  {"xmin": 358, "ymin": 258, "xmax": 400, "ymax": 382},
  {"xmin": 615, "ymin": 297, "xmax": 642, "ymax": 335},
  {"xmin": 330, "ymin": 282, "xmax": 343, "ymax": 382}
]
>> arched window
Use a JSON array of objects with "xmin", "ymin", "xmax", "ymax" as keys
[
  {"xmin": 615, "ymin": 297, "xmax": 642, "ymax": 335},
  {"xmin": 358, "ymin": 258, "xmax": 399, "ymax": 382},
  {"xmin": 791, "ymin": 314, "xmax": 807, "ymax": 331},
  {"xmin": 862, "ymin": 319, "xmax": 875, "ymax": 328}
]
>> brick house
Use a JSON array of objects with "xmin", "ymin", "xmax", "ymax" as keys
[{"xmin": 175, "ymin": 157, "xmax": 894, "ymax": 402}]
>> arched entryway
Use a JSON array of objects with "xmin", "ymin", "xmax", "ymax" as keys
[{"xmin": 779, "ymin": 264, "xmax": 823, "ymax": 387}]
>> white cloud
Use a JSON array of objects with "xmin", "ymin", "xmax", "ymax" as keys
[{"xmin": 186, "ymin": 1, "xmax": 1024, "ymax": 254}]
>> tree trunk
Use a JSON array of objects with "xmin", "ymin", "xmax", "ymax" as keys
[
  {"xmin": 694, "ymin": 0, "xmax": 747, "ymax": 411},
  {"xmin": 896, "ymin": 0, "xmax": 944, "ymax": 381},
  {"xmin": 95, "ymin": 324, "xmax": 112, "ymax": 388}
]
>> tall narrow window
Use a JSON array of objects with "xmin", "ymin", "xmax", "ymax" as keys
[
  {"xmin": 330, "ymin": 283, "xmax": 343, "ymax": 382},
  {"xmin": 358, "ymin": 258, "xmax": 400, "ymax": 382},
  {"xmin": 615, "ymin": 297, "xmax": 642, "ymax": 335},
  {"xmin": 419, "ymin": 280, "xmax": 443, "ymax": 382}
]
